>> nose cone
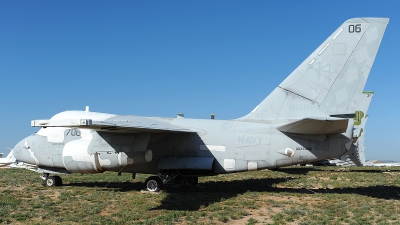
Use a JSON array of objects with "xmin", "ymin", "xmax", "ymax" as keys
[{"xmin": 13, "ymin": 136, "xmax": 39, "ymax": 165}]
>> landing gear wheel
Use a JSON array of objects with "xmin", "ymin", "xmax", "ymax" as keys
[
  {"xmin": 145, "ymin": 176, "xmax": 163, "ymax": 192},
  {"xmin": 54, "ymin": 176, "xmax": 62, "ymax": 186},
  {"xmin": 44, "ymin": 176, "xmax": 57, "ymax": 187}
]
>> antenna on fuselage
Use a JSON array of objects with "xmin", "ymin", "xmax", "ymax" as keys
[{"xmin": 85, "ymin": 106, "xmax": 89, "ymax": 112}]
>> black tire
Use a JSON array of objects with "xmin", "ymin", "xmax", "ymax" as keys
[
  {"xmin": 45, "ymin": 176, "xmax": 57, "ymax": 187},
  {"xmin": 145, "ymin": 176, "xmax": 163, "ymax": 192},
  {"xmin": 54, "ymin": 176, "xmax": 62, "ymax": 186}
]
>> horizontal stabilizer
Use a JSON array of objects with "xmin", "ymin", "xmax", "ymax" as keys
[
  {"xmin": 277, "ymin": 118, "xmax": 349, "ymax": 135},
  {"xmin": 31, "ymin": 117, "xmax": 193, "ymax": 133}
]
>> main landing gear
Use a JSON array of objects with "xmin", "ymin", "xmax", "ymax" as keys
[
  {"xmin": 145, "ymin": 176, "xmax": 163, "ymax": 192},
  {"xmin": 144, "ymin": 171, "xmax": 199, "ymax": 192},
  {"xmin": 41, "ymin": 173, "xmax": 63, "ymax": 187}
]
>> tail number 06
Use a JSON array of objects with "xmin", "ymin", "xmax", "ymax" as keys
[{"xmin": 349, "ymin": 24, "xmax": 361, "ymax": 33}]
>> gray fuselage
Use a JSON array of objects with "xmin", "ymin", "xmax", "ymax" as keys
[{"xmin": 13, "ymin": 112, "xmax": 350, "ymax": 176}]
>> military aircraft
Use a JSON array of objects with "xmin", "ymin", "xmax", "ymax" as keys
[
  {"xmin": 12, "ymin": 18, "xmax": 389, "ymax": 192},
  {"xmin": 0, "ymin": 151, "xmax": 16, "ymax": 167}
]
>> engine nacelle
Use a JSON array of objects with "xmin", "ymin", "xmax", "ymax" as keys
[{"xmin": 62, "ymin": 134, "xmax": 152, "ymax": 173}]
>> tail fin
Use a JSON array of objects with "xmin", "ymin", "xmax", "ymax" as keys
[
  {"xmin": 238, "ymin": 18, "xmax": 388, "ymax": 122},
  {"xmin": 0, "ymin": 150, "xmax": 16, "ymax": 166}
]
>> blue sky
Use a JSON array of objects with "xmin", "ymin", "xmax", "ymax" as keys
[{"xmin": 1, "ymin": 1, "xmax": 399, "ymax": 161}]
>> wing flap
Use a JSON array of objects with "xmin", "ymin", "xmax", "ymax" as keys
[
  {"xmin": 31, "ymin": 117, "xmax": 193, "ymax": 133},
  {"xmin": 277, "ymin": 117, "xmax": 349, "ymax": 135}
]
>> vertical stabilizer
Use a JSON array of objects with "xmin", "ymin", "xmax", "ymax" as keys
[
  {"xmin": 238, "ymin": 18, "xmax": 388, "ymax": 122},
  {"xmin": 0, "ymin": 150, "xmax": 16, "ymax": 166}
]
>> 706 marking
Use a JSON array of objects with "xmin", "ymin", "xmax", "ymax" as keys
[{"xmin": 65, "ymin": 129, "xmax": 81, "ymax": 137}]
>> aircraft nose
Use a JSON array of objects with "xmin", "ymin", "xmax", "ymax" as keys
[{"xmin": 13, "ymin": 136, "xmax": 39, "ymax": 165}]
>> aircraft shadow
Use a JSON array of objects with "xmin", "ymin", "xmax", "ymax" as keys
[
  {"xmin": 273, "ymin": 167, "xmax": 319, "ymax": 175},
  {"xmin": 334, "ymin": 169, "xmax": 400, "ymax": 173},
  {"xmin": 65, "ymin": 175, "xmax": 400, "ymax": 211},
  {"xmin": 153, "ymin": 178, "xmax": 400, "ymax": 211},
  {"xmin": 152, "ymin": 177, "xmax": 291, "ymax": 211},
  {"xmin": 65, "ymin": 181, "xmax": 143, "ymax": 191},
  {"xmin": 276, "ymin": 167, "xmax": 398, "ymax": 175}
]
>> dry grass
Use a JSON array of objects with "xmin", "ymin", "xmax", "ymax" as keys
[{"xmin": 0, "ymin": 166, "xmax": 400, "ymax": 224}]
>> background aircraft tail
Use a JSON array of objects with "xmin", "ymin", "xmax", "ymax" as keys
[
  {"xmin": 238, "ymin": 18, "xmax": 389, "ymax": 122},
  {"xmin": 0, "ymin": 150, "xmax": 16, "ymax": 167}
]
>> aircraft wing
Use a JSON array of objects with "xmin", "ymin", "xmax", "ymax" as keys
[
  {"xmin": 277, "ymin": 117, "xmax": 349, "ymax": 135},
  {"xmin": 31, "ymin": 116, "xmax": 194, "ymax": 133}
]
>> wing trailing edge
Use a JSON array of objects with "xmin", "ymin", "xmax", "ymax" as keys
[{"xmin": 277, "ymin": 118, "xmax": 349, "ymax": 135}]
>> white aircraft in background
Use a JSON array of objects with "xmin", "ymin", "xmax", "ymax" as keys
[
  {"xmin": 0, "ymin": 151, "xmax": 16, "ymax": 167},
  {"xmin": 366, "ymin": 160, "xmax": 400, "ymax": 167}
]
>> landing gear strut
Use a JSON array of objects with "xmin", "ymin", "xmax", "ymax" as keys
[
  {"xmin": 183, "ymin": 176, "xmax": 198, "ymax": 186},
  {"xmin": 41, "ymin": 173, "xmax": 63, "ymax": 187}
]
